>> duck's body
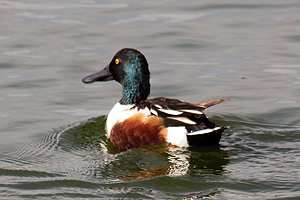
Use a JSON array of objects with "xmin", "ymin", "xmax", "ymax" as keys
[{"xmin": 82, "ymin": 48, "xmax": 231, "ymax": 150}]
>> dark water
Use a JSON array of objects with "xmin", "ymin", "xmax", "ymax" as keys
[{"xmin": 1, "ymin": 1, "xmax": 300, "ymax": 199}]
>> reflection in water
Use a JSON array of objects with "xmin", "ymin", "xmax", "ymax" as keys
[
  {"xmin": 0, "ymin": 115, "xmax": 230, "ymax": 184},
  {"xmin": 67, "ymin": 116, "xmax": 230, "ymax": 181},
  {"xmin": 187, "ymin": 146, "xmax": 230, "ymax": 176}
]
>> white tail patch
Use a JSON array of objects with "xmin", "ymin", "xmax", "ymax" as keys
[
  {"xmin": 166, "ymin": 127, "xmax": 188, "ymax": 147},
  {"xmin": 179, "ymin": 109, "xmax": 203, "ymax": 115},
  {"xmin": 187, "ymin": 127, "xmax": 222, "ymax": 135},
  {"xmin": 158, "ymin": 108, "xmax": 183, "ymax": 115},
  {"xmin": 167, "ymin": 117, "xmax": 196, "ymax": 125}
]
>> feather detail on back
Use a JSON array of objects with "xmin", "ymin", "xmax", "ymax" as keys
[
  {"xmin": 166, "ymin": 117, "xmax": 197, "ymax": 125},
  {"xmin": 138, "ymin": 97, "xmax": 232, "ymax": 112},
  {"xmin": 134, "ymin": 97, "xmax": 232, "ymax": 128},
  {"xmin": 195, "ymin": 99, "xmax": 232, "ymax": 110}
]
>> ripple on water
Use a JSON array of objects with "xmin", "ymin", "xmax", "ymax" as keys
[
  {"xmin": 0, "ymin": 114, "xmax": 233, "ymax": 198},
  {"xmin": 1, "ymin": 110, "xmax": 300, "ymax": 198}
]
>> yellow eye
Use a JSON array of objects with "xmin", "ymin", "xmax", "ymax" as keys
[{"xmin": 115, "ymin": 58, "xmax": 120, "ymax": 65}]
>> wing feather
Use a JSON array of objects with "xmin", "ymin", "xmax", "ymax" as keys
[{"xmin": 135, "ymin": 97, "xmax": 231, "ymax": 128}]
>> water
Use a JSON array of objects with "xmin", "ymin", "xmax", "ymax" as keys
[{"xmin": 1, "ymin": 0, "xmax": 300, "ymax": 199}]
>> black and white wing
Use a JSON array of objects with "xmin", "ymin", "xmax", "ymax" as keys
[{"xmin": 137, "ymin": 97, "xmax": 231, "ymax": 128}]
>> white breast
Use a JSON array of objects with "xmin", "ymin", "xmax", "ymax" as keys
[{"xmin": 106, "ymin": 102, "xmax": 151, "ymax": 136}]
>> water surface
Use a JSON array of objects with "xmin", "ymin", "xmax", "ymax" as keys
[{"xmin": 1, "ymin": 0, "xmax": 300, "ymax": 199}]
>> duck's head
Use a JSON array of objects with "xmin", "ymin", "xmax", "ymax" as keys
[{"xmin": 82, "ymin": 48, "xmax": 150, "ymax": 105}]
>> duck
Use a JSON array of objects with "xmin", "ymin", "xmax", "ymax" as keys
[{"xmin": 82, "ymin": 48, "xmax": 231, "ymax": 150}]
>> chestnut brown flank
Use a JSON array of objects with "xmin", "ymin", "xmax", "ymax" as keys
[{"xmin": 110, "ymin": 113, "xmax": 167, "ymax": 150}]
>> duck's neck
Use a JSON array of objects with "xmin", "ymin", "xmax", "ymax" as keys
[
  {"xmin": 120, "ymin": 63, "xmax": 150, "ymax": 105},
  {"xmin": 120, "ymin": 83, "xmax": 149, "ymax": 105}
]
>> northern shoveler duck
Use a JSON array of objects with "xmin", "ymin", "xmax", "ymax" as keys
[{"xmin": 82, "ymin": 48, "xmax": 231, "ymax": 150}]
